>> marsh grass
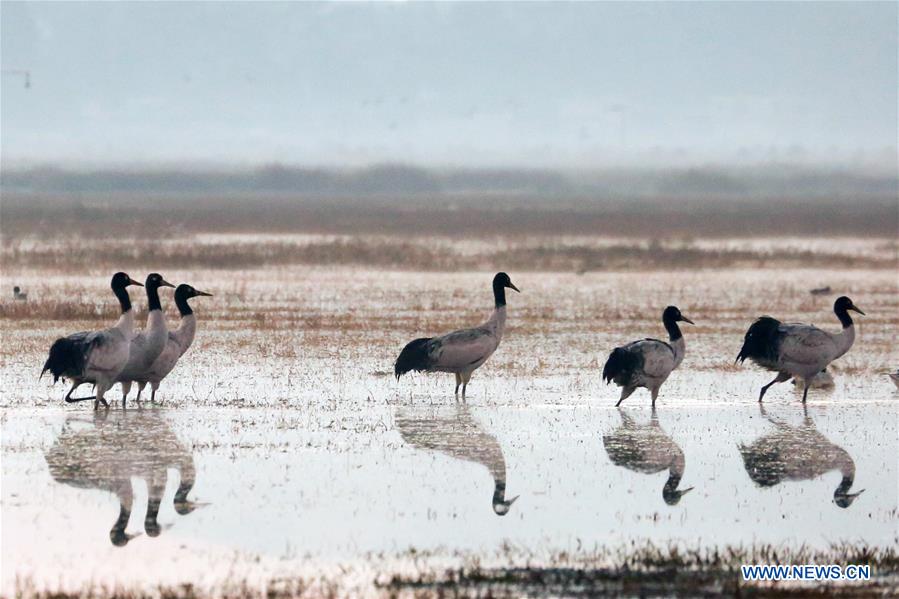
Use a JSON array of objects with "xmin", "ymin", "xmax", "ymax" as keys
[
  {"xmin": 380, "ymin": 542, "xmax": 899, "ymax": 597},
  {"xmin": 4, "ymin": 236, "xmax": 896, "ymax": 272},
  {"xmin": 13, "ymin": 543, "xmax": 899, "ymax": 598}
]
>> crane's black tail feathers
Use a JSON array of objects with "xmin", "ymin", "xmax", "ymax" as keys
[
  {"xmin": 393, "ymin": 337, "xmax": 433, "ymax": 380},
  {"xmin": 602, "ymin": 347, "xmax": 642, "ymax": 387},
  {"xmin": 736, "ymin": 316, "xmax": 783, "ymax": 367},
  {"xmin": 41, "ymin": 335, "xmax": 93, "ymax": 382},
  {"xmin": 394, "ymin": 337, "xmax": 434, "ymax": 380}
]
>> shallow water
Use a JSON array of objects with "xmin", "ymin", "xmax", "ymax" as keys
[
  {"xmin": 2, "ymin": 266, "xmax": 898, "ymax": 595},
  {"xmin": 3, "ymin": 399, "xmax": 897, "ymax": 594}
]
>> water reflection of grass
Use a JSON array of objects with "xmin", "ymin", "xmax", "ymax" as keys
[
  {"xmin": 387, "ymin": 542, "xmax": 899, "ymax": 597},
  {"xmin": 12, "ymin": 543, "xmax": 899, "ymax": 598}
]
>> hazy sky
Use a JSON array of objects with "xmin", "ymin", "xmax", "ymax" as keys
[{"xmin": 2, "ymin": 2, "xmax": 896, "ymax": 168}]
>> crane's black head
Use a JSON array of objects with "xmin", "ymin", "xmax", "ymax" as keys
[
  {"xmin": 493, "ymin": 272, "xmax": 520, "ymax": 292},
  {"xmin": 834, "ymin": 296, "xmax": 864, "ymax": 316},
  {"xmin": 144, "ymin": 272, "xmax": 175, "ymax": 290},
  {"xmin": 834, "ymin": 296, "xmax": 864, "ymax": 329},
  {"xmin": 174, "ymin": 283, "xmax": 213, "ymax": 316},
  {"xmin": 111, "ymin": 272, "xmax": 142, "ymax": 289},
  {"xmin": 663, "ymin": 306, "xmax": 694, "ymax": 325},
  {"xmin": 492, "ymin": 272, "xmax": 519, "ymax": 307},
  {"xmin": 175, "ymin": 284, "xmax": 213, "ymax": 300},
  {"xmin": 13, "ymin": 286, "xmax": 20, "ymax": 293}
]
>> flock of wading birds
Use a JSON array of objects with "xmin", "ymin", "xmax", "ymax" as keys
[{"xmin": 41, "ymin": 271, "xmax": 884, "ymax": 410}]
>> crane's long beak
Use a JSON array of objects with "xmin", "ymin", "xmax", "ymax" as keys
[
  {"xmin": 129, "ymin": 279, "xmax": 144, "ymax": 287},
  {"xmin": 508, "ymin": 283, "xmax": 520, "ymax": 293},
  {"xmin": 681, "ymin": 316, "xmax": 695, "ymax": 325},
  {"xmin": 850, "ymin": 304, "xmax": 865, "ymax": 315},
  {"xmin": 195, "ymin": 290, "xmax": 213, "ymax": 297},
  {"xmin": 160, "ymin": 279, "xmax": 175, "ymax": 288}
]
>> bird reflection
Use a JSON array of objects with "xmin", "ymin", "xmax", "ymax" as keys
[
  {"xmin": 602, "ymin": 408, "xmax": 693, "ymax": 505},
  {"xmin": 739, "ymin": 405, "xmax": 863, "ymax": 508},
  {"xmin": 394, "ymin": 403, "xmax": 518, "ymax": 516},
  {"xmin": 45, "ymin": 409, "xmax": 201, "ymax": 546}
]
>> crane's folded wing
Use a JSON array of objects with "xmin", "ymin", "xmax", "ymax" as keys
[
  {"xmin": 85, "ymin": 330, "xmax": 128, "ymax": 373},
  {"xmin": 626, "ymin": 339, "xmax": 676, "ymax": 378},
  {"xmin": 430, "ymin": 328, "xmax": 496, "ymax": 370},
  {"xmin": 778, "ymin": 325, "xmax": 837, "ymax": 365}
]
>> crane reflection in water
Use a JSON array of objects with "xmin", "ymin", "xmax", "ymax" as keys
[
  {"xmin": 395, "ymin": 403, "xmax": 518, "ymax": 516},
  {"xmin": 739, "ymin": 404, "xmax": 864, "ymax": 508},
  {"xmin": 602, "ymin": 407, "xmax": 694, "ymax": 506},
  {"xmin": 44, "ymin": 409, "xmax": 203, "ymax": 546}
]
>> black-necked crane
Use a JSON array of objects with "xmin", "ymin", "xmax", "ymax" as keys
[
  {"xmin": 128, "ymin": 284, "xmax": 212, "ymax": 403},
  {"xmin": 739, "ymin": 404, "xmax": 863, "ymax": 508},
  {"xmin": 41, "ymin": 272, "xmax": 143, "ymax": 409},
  {"xmin": 602, "ymin": 408, "xmax": 693, "ymax": 505},
  {"xmin": 395, "ymin": 403, "xmax": 518, "ymax": 516},
  {"xmin": 13, "ymin": 286, "xmax": 27, "ymax": 301},
  {"xmin": 602, "ymin": 306, "xmax": 694, "ymax": 407},
  {"xmin": 736, "ymin": 296, "xmax": 864, "ymax": 403},
  {"xmin": 116, "ymin": 273, "xmax": 174, "ymax": 407},
  {"xmin": 394, "ymin": 272, "xmax": 520, "ymax": 398}
]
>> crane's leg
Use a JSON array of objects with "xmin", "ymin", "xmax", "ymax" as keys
[
  {"xmin": 94, "ymin": 380, "xmax": 111, "ymax": 411},
  {"xmin": 121, "ymin": 381, "xmax": 132, "ymax": 403},
  {"xmin": 461, "ymin": 371, "xmax": 472, "ymax": 401},
  {"xmin": 136, "ymin": 382, "xmax": 146, "ymax": 402},
  {"xmin": 759, "ymin": 372, "xmax": 790, "ymax": 402},
  {"xmin": 454, "ymin": 373, "xmax": 461, "ymax": 398},
  {"xmin": 150, "ymin": 383, "xmax": 159, "ymax": 403},
  {"xmin": 64, "ymin": 382, "xmax": 84, "ymax": 402},
  {"xmin": 616, "ymin": 386, "xmax": 636, "ymax": 407},
  {"xmin": 63, "ymin": 381, "xmax": 98, "ymax": 402},
  {"xmin": 650, "ymin": 387, "xmax": 660, "ymax": 408},
  {"xmin": 801, "ymin": 379, "xmax": 811, "ymax": 403}
]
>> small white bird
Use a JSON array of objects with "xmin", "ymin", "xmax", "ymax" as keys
[
  {"xmin": 127, "ymin": 284, "xmax": 212, "ymax": 403},
  {"xmin": 42, "ymin": 272, "xmax": 143, "ymax": 409},
  {"xmin": 602, "ymin": 306, "xmax": 694, "ymax": 407},
  {"xmin": 13, "ymin": 286, "xmax": 27, "ymax": 301},
  {"xmin": 117, "ymin": 273, "xmax": 175, "ymax": 407},
  {"xmin": 603, "ymin": 408, "xmax": 693, "ymax": 505},
  {"xmin": 737, "ymin": 296, "xmax": 864, "ymax": 403},
  {"xmin": 394, "ymin": 272, "xmax": 520, "ymax": 398}
]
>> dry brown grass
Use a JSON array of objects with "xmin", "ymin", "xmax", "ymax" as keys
[
  {"xmin": 0, "ymin": 299, "xmax": 117, "ymax": 322},
  {"xmin": 4, "ymin": 236, "xmax": 895, "ymax": 272}
]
